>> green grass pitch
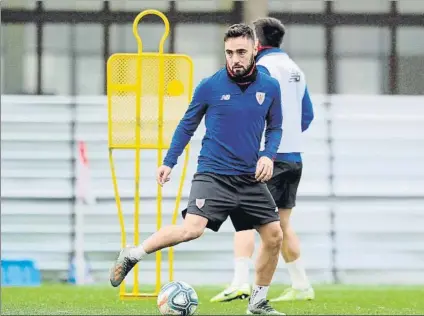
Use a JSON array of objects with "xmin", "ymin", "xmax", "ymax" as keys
[{"xmin": 2, "ymin": 284, "xmax": 424, "ymax": 315}]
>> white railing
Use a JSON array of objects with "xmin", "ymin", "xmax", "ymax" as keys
[{"xmin": 1, "ymin": 94, "xmax": 424, "ymax": 285}]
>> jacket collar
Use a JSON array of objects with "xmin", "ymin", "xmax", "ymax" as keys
[{"xmin": 256, "ymin": 47, "xmax": 286, "ymax": 62}]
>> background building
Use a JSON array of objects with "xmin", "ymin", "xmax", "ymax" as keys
[{"xmin": 3, "ymin": 0, "xmax": 424, "ymax": 96}]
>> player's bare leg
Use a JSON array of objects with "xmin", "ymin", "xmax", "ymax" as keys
[
  {"xmin": 270, "ymin": 208, "xmax": 314, "ymax": 302},
  {"xmin": 109, "ymin": 214, "xmax": 208, "ymax": 287},
  {"xmin": 247, "ymin": 221, "xmax": 285, "ymax": 315},
  {"xmin": 210, "ymin": 230, "xmax": 255, "ymax": 302}
]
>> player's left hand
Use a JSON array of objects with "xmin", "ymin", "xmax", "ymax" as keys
[{"xmin": 255, "ymin": 156, "xmax": 274, "ymax": 182}]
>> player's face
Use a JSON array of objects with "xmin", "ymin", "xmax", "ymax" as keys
[{"xmin": 225, "ymin": 36, "xmax": 257, "ymax": 77}]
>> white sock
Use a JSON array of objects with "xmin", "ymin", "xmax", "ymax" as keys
[
  {"xmin": 129, "ymin": 244, "xmax": 147, "ymax": 261},
  {"xmin": 231, "ymin": 257, "xmax": 250, "ymax": 287},
  {"xmin": 286, "ymin": 257, "xmax": 311, "ymax": 290},
  {"xmin": 249, "ymin": 284, "xmax": 269, "ymax": 305}
]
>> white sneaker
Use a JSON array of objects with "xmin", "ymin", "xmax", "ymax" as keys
[{"xmin": 247, "ymin": 299, "xmax": 285, "ymax": 315}]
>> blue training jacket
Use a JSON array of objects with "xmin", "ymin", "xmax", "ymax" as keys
[{"xmin": 163, "ymin": 67, "xmax": 283, "ymax": 175}]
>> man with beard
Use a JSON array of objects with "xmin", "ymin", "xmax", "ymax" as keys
[
  {"xmin": 210, "ymin": 17, "xmax": 315, "ymax": 304},
  {"xmin": 109, "ymin": 23, "xmax": 285, "ymax": 315}
]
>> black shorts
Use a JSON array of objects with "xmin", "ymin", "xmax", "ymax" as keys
[
  {"xmin": 266, "ymin": 161, "xmax": 302, "ymax": 209},
  {"xmin": 181, "ymin": 172, "xmax": 279, "ymax": 232}
]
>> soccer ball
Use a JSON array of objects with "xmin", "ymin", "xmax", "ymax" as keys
[{"xmin": 157, "ymin": 281, "xmax": 199, "ymax": 316}]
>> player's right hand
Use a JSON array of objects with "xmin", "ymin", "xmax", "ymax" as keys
[{"xmin": 156, "ymin": 165, "xmax": 172, "ymax": 186}]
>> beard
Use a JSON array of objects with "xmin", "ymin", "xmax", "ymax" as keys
[{"xmin": 232, "ymin": 55, "xmax": 255, "ymax": 77}]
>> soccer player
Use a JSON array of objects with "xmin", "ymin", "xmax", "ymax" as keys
[
  {"xmin": 210, "ymin": 17, "xmax": 315, "ymax": 303},
  {"xmin": 110, "ymin": 23, "xmax": 286, "ymax": 315}
]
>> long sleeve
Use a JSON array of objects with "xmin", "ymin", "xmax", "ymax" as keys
[
  {"xmin": 262, "ymin": 84, "xmax": 283, "ymax": 160},
  {"xmin": 301, "ymin": 86, "xmax": 314, "ymax": 132},
  {"xmin": 163, "ymin": 80, "xmax": 208, "ymax": 168}
]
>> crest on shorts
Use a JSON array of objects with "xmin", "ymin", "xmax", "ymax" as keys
[
  {"xmin": 256, "ymin": 92, "xmax": 265, "ymax": 105},
  {"xmin": 196, "ymin": 199, "xmax": 205, "ymax": 209}
]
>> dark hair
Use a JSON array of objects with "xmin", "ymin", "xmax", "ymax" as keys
[
  {"xmin": 224, "ymin": 23, "xmax": 255, "ymax": 42},
  {"xmin": 253, "ymin": 17, "xmax": 285, "ymax": 48}
]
